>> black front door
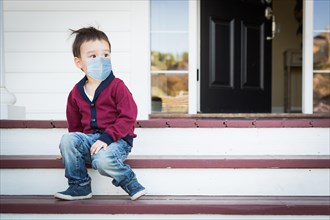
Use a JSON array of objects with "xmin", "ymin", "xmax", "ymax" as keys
[{"xmin": 200, "ymin": 0, "xmax": 272, "ymax": 113}]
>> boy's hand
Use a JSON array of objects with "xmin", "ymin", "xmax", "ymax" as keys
[{"xmin": 90, "ymin": 140, "xmax": 108, "ymax": 155}]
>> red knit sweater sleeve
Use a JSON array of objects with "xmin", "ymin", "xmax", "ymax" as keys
[{"xmin": 66, "ymin": 87, "xmax": 84, "ymax": 132}]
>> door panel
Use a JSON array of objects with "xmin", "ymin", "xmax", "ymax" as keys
[
  {"xmin": 241, "ymin": 21, "xmax": 264, "ymax": 89},
  {"xmin": 200, "ymin": 0, "xmax": 272, "ymax": 113},
  {"xmin": 209, "ymin": 18, "xmax": 234, "ymax": 88}
]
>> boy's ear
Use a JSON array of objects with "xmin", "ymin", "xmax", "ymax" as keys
[{"xmin": 74, "ymin": 57, "xmax": 83, "ymax": 69}]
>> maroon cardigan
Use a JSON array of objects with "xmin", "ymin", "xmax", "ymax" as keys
[{"xmin": 66, "ymin": 72, "xmax": 137, "ymax": 146}]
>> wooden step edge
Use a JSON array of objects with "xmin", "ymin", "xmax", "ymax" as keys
[
  {"xmin": 1, "ymin": 155, "xmax": 329, "ymax": 169},
  {"xmin": 1, "ymin": 119, "xmax": 329, "ymax": 128},
  {"xmin": 1, "ymin": 195, "xmax": 329, "ymax": 215}
]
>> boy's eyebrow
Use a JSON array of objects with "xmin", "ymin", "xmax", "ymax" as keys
[{"xmin": 86, "ymin": 49, "xmax": 110, "ymax": 54}]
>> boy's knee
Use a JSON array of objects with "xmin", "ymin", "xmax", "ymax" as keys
[
  {"xmin": 92, "ymin": 150, "xmax": 118, "ymax": 172},
  {"xmin": 60, "ymin": 132, "xmax": 70, "ymax": 141},
  {"xmin": 59, "ymin": 133, "xmax": 80, "ymax": 150}
]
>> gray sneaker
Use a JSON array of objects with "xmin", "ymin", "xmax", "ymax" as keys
[{"xmin": 54, "ymin": 183, "xmax": 92, "ymax": 200}]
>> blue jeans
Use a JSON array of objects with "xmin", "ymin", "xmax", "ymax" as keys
[{"xmin": 59, "ymin": 132, "xmax": 137, "ymax": 189}]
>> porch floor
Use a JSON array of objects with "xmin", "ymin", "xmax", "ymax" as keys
[{"xmin": 150, "ymin": 113, "xmax": 330, "ymax": 119}]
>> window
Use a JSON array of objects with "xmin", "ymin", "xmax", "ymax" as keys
[
  {"xmin": 150, "ymin": 0, "xmax": 189, "ymax": 113},
  {"xmin": 313, "ymin": 0, "xmax": 330, "ymax": 113}
]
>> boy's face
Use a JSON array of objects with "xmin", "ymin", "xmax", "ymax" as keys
[{"xmin": 74, "ymin": 39, "xmax": 111, "ymax": 74}]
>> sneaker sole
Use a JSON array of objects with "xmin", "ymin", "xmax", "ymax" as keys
[
  {"xmin": 131, "ymin": 189, "xmax": 147, "ymax": 201},
  {"xmin": 54, "ymin": 192, "xmax": 93, "ymax": 201}
]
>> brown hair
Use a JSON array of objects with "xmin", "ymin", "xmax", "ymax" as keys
[{"xmin": 70, "ymin": 26, "xmax": 111, "ymax": 57}]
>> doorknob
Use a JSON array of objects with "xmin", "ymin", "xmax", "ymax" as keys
[{"xmin": 265, "ymin": 7, "xmax": 276, "ymax": 40}]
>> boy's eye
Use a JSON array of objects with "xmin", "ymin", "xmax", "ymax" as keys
[
  {"xmin": 90, "ymin": 55, "xmax": 96, "ymax": 58},
  {"xmin": 104, "ymin": 54, "xmax": 109, "ymax": 57}
]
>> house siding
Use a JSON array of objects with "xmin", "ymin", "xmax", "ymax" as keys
[{"xmin": 3, "ymin": 0, "xmax": 150, "ymax": 119}]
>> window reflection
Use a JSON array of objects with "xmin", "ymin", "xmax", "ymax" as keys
[
  {"xmin": 314, "ymin": 32, "xmax": 330, "ymax": 70},
  {"xmin": 151, "ymin": 73, "xmax": 188, "ymax": 112},
  {"xmin": 151, "ymin": 51, "xmax": 188, "ymax": 71},
  {"xmin": 150, "ymin": 0, "xmax": 188, "ymax": 113},
  {"xmin": 313, "ymin": 0, "xmax": 330, "ymax": 113}
]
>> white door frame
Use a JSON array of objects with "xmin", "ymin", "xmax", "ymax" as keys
[
  {"xmin": 188, "ymin": 0, "xmax": 198, "ymax": 114},
  {"xmin": 302, "ymin": 0, "xmax": 313, "ymax": 114}
]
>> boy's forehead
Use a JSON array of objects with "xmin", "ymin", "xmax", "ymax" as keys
[{"xmin": 80, "ymin": 39, "xmax": 110, "ymax": 52}]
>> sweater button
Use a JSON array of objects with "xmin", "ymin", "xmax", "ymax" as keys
[
  {"xmin": 91, "ymin": 118, "xmax": 96, "ymax": 122},
  {"xmin": 91, "ymin": 103, "xmax": 95, "ymax": 107}
]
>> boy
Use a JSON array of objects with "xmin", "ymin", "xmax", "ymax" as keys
[{"xmin": 54, "ymin": 26, "xmax": 146, "ymax": 201}]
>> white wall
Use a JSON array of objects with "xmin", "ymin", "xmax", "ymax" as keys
[{"xmin": 3, "ymin": 0, "xmax": 150, "ymax": 119}]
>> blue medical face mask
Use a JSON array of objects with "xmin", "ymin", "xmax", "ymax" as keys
[{"xmin": 86, "ymin": 57, "xmax": 112, "ymax": 81}]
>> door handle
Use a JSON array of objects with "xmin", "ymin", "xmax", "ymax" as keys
[{"xmin": 265, "ymin": 7, "xmax": 276, "ymax": 40}]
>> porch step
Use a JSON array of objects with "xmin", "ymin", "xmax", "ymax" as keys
[
  {"xmin": 1, "ymin": 118, "xmax": 329, "ymax": 128},
  {"xmin": 1, "ymin": 155, "xmax": 330, "ymax": 169},
  {"xmin": 1, "ymin": 155, "xmax": 329, "ymax": 196},
  {"xmin": 2, "ymin": 127, "xmax": 330, "ymax": 156},
  {"xmin": 1, "ymin": 195, "xmax": 329, "ymax": 215}
]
